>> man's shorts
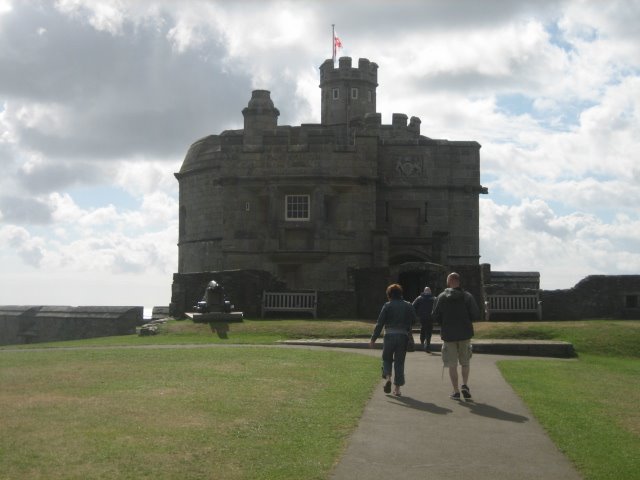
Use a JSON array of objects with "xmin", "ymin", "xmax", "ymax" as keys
[{"xmin": 441, "ymin": 340, "xmax": 472, "ymax": 367}]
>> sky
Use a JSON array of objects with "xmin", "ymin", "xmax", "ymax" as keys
[{"xmin": 1, "ymin": 0, "xmax": 639, "ymax": 310}]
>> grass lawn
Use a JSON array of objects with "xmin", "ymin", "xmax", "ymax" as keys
[
  {"xmin": 0, "ymin": 318, "xmax": 376, "ymax": 349},
  {"xmin": 0, "ymin": 346, "xmax": 379, "ymax": 480},
  {"xmin": 486, "ymin": 320, "xmax": 640, "ymax": 480},
  {"xmin": 2, "ymin": 318, "xmax": 639, "ymax": 479},
  {"xmin": 498, "ymin": 355, "xmax": 640, "ymax": 480}
]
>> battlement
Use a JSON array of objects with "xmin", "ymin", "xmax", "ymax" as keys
[
  {"xmin": 351, "ymin": 112, "xmax": 422, "ymax": 138},
  {"xmin": 319, "ymin": 57, "xmax": 378, "ymax": 85},
  {"xmin": 320, "ymin": 57, "xmax": 378, "ymax": 127}
]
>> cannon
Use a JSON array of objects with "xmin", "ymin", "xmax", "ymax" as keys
[{"xmin": 188, "ymin": 280, "xmax": 243, "ymax": 324}]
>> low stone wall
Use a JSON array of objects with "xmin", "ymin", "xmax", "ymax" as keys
[
  {"xmin": 151, "ymin": 306, "xmax": 170, "ymax": 320},
  {"xmin": 170, "ymin": 269, "xmax": 640, "ymax": 321},
  {"xmin": 172, "ymin": 270, "xmax": 367, "ymax": 319},
  {"xmin": 0, "ymin": 306, "xmax": 142, "ymax": 346},
  {"xmin": 489, "ymin": 271, "xmax": 540, "ymax": 290},
  {"xmin": 317, "ymin": 291, "xmax": 358, "ymax": 318},
  {"xmin": 541, "ymin": 275, "xmax": 640, "ymax": 320},
  {"xmin": 171, "ymin": 264, "xmax": 488, "ymax": 320}
]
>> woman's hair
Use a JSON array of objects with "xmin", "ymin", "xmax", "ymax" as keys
[{"xmin": 386, "ymin": 283, "xmax": 403, "ymax": 300}]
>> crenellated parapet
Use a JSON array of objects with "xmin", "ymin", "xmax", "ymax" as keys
[
  {"xmin": 319, "ymin": 57, "xmax": 378, "ymax": 85},
  {"xmin": 178, "ymin": 109, "xmax": 429, "ymax": 178},
  {"xmin": 350, "ymin": 111, "xmax": 423, "ymax": 140},
  {"xmin": 320, "ymin": 57, "xmax": 379, "ymax": 128}
]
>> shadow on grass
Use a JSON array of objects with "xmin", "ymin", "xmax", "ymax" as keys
[
  {"xmin": 209, "ymin": 322, "xmax": 230, "ymax": 339},
  {"xmin": 459, "ymin": 401, "xmax": 529, "ymax": 423}
]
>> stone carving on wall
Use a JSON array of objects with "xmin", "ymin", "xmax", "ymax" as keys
[{"xmin": 395, "ymin": 157, "xmax": 422, "ymax": 177}]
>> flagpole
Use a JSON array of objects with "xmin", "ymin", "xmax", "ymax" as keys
[{"xmin": 332, "ymin": 24, "xmax": 335, "ymax": 64}]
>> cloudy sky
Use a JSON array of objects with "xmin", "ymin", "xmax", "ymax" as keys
[{"xmin": 1, "ymin": 0, "xmax": 639, "ymax": 311}]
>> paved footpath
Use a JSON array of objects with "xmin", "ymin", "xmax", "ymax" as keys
[{"xmin": 330, "ymin": 349, "xmax": 582, "ymax": 480}]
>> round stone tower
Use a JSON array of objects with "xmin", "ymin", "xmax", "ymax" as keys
[{"xmin": 319, "ymin": 57, "xmax": 378, "ymax": 127}]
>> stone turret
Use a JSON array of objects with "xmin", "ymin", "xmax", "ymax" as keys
[
  {"xmin": 319, "ymin": 57, "xmax": 378, "ymax": 127},
  {"xmin": 242, "ymin": 90, "xmax": 280, "ymax": 145}
]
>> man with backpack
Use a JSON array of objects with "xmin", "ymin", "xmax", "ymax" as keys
[{"xmin": 432, "ymin": 272, "xmax": 480, "ymax": 400}]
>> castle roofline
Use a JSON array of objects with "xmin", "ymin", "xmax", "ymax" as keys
[{"xmin": 319, "ymin": 56, "xmax": 378, "ymax": 86}]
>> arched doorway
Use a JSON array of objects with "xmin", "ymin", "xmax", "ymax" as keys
[
  {"xmin": 391, "ymin": 261, "xmax": 447, "ymax": 303},
  {"xmin": 389, "ymin": 255, "xmax": 428, "ymax": 302}
]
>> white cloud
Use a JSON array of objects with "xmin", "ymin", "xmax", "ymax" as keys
[
  {"xmin": 166, "ymin": 6, "xmax": 219, "ymax": 53},
  {"xmin": 13, "ymin": 101, "xmax": 70, "ymax": 136},
  {"xmin": 55, "ymin": 0, "xmax": 126, "ymax": 35},
  {"xmin": 0, "ymin": 224, "xmax": 45, "ymax": 267},
  {"xmin": 0, "ymin": 0, "xmax": 639, "ymax": 308},
  {"xmin": 0, "ymin": 0, "xmax": 11, "ymax": 15},
  {"xmin": 481, "ymin": 73, "xmax": 640, "ymax": 219},
  {"xmin": 115, "ymin": 160, "xmax": 179, "ymax": 197},
  {"xmin": 1, "ymin": 187, "xmax": 177, "ymax": 276},
  {"xmin": 480, "ymin": 198, "xmax": 640, "ymax": 289}
]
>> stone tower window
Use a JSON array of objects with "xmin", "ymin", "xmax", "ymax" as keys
[
  {"xmin": 368, "ymin": 90, "xmax": 373, "ymax": 102},
  {"xmin": 351, "ymin": 87, "xmax": 358, "ymax": 99},
  {"xmin": 332, "ymin": 88, "xmax": 339, "ymax": 100},
  {"xmin": 285, "ymin": 195, "xmax": 310, "ymax": 221}
]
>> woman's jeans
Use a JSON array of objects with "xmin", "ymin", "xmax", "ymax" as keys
[{"xmin": 381, "ymin": 333, "xmax": 408, "ymax": 386}]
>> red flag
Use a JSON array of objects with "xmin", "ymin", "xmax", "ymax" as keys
[{"xmin": 332, "ymin": 25, "xmax": 343, "ymax": 63}]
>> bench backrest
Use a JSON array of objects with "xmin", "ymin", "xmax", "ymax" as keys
[
  {"xmin": 488, "ymin": 295, "xmax": 539, "ymax": 312},
  {"xmin": 487, "ymin": 294, "xmax": 542, "ymax": 320},
  {"xmin": 262, "ymin": 292, "xmax": 317, "ymax": 309},
  {"xmin": 261, "ymin": 291, "xmax": 318, "ymax": 318}
]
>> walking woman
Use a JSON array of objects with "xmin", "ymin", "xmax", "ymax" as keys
[{"xmin": 369, "ymin": 283, "xmax": 417, "ymax": 396}]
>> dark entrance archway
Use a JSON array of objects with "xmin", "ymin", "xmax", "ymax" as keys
[
  {"xmin": 390, "ymin": 255, "xmax": 428, "ymax": 302},
  {"xmin": 393, "ymin": 262, "xmax": 448, "ymax": 303}
]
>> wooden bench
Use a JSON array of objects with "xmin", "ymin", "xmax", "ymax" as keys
[
  {"xmin": 486, "ymin": 294, "xmax": 542, "ymax": 320},
  {"xmin": 261, "ymin": 291, "xmax": 317, "ymax": 318}
]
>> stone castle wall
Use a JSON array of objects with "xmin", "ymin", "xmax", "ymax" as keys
[
  {"xmin": 541, "ymin": 275, "xmax": 640, "ymax": 320},
  {"xmin": 170, "ymin": 264, "xmax": 487, "ymax": 321},
  {"xmin": 0, "ymin": 306, "xmax": 142, "ymax": 346},
  {"xmin": 176, "ymin": 131, "xmax": 483, "ymax": 291},
  {"xmin": 175, "ymin": 57, "xmax": 486, "ymax": 296}
]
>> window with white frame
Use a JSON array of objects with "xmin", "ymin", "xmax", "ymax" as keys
[{"xmin": 285, "ymin": 195, "xmax": 310, "ymax": 221}]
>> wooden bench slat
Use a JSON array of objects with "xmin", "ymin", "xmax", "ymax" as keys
[
  {"xmin": 261, "ymin": 291, "xmax": 317, "ymax": 318},
  {"xmin": 487, "ymin": 294, "xmax": 541, "ymax": 320}
]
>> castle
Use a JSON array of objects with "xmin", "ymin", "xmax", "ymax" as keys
[{"xmin": 172, "ymin": 57, "xmax": 488, "ymax": 316}]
